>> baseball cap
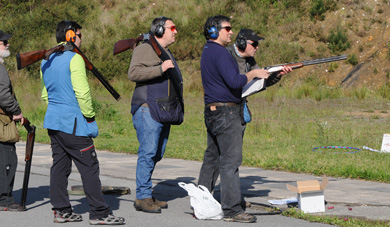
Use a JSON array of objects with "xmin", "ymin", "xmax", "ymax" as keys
[
  {"xmin": 237, "ymin": 29, "xmax": 264, "ymax": 42},
  {"xmin": 0, "ymin": 30, "xmax": 12, "ymax": 41}
]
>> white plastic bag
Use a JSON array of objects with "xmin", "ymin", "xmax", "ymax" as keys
[{"xmin": 178, "ymin": 182, "xmax": 223, "ymax": 220}]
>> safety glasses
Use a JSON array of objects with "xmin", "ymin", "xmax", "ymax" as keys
[
  {"xmin": 248, "ymin": 41, "xmax": 258, "ymax": 48},
  {"xmin": 165, "ymin": 26, "xmax": 177, "ymax": 32},
  {"xmin": 221, "ymin": 26, "xmax": 232, "ymax": 32}
]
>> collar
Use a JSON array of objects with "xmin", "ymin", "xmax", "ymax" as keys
[
  {"xmin": 0, "ymin": 58, "xmax": 4, "ymax": 64},
  {"xmin": 233, "ymin": 44, "xmax": 243, "ymax": 58}
]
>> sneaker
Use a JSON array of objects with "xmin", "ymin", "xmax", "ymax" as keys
[
  {"xmin": 89, "ymin": 214, "xmax": 125, "ymax": 225},
  {"xmin": 153, "ymin": 197, "xmax": 168, "ymax": 209},
  {"xmin": 0, "ymin": 203, "xmax": 24, "ymax": 212},
  {"xmin": 134, "ymin": 198, "xmax": 161, "ymax": 213},
  {"xmin": 224, "ymin": 212, "xmax": 257, "ymax": 223},
  {"xmin": 53, "ymin": 210, "xmax": 83, "ymax": 223}
]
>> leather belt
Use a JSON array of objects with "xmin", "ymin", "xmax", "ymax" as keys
[
  {"xmin": 206, "ymin": 102, "xmax": 238, "ymax": 107},
  {"xmin": 141, "ymin": 103, "xmax": 149, "ymax": 108}
]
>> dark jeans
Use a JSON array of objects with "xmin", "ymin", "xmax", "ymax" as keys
[
  {"xmin": 198, "ymin": 105, "xmax": 246, "ymax": 217},
  {"xmin": 0, "ymin": 142, "xmax": 17, "ymax": 206},
  {"xmin": 48, "ymin": 130, "xmax": 111, "ymax": 219}
]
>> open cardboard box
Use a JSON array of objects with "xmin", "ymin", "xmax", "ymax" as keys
[{"xmin": 286, "ymin": 176, "xmax": 329, "ymax": 213}]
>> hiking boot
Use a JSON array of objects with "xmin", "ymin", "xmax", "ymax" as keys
[
  {"xmin": 153, "ymin": 197, "xmax": 168, "ymax": 209},
  {"xmin": 89, "ymin": 214, "xmax": 125, "ymax": 225},
  {"xmin": 134, "ymin": 198, "xmax": 161, "ymax": 213},
  {"xmin": 53, "ymin": 210, "xmax": 83, "ymax": 223},
  {"xmin": 0, "ymin": 203, "xmax": 24, "ymax": 212},
  {"xmin": 224, "ymin": 212, "xmax": 257, "ymax": 223}
]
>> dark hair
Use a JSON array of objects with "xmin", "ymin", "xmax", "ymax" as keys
[
  {"xmin": 56, "ymin": 20, "xmax": 82, "ymax": 43},
  {"xmin": 150, "ymin": 16, "xmax": 172, "ymax": 36},
  {"xmin": 203, "ymin": 15, "xmax": 230, "ymax": 40}
]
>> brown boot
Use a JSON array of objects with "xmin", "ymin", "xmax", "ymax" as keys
[
  {"xmin": 134, "ymin": 198, "xmax": 161, "ymax": 213},
  {"xmin": 153, "ymin": 197, "xmax": 168, "ymax": 209}
]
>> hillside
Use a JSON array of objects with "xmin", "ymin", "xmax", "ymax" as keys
[
  {"xmin": 280, "ymin": 0, "xmax": 390, "ymax": 89},
  {"xmin": 1, "ymin": 0, "xmax": 390, "ymax": 90}
]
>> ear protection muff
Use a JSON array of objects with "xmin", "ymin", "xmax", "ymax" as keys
[
  {"xmin": 208, "ymin": 26, "xmax": 219, "ymax": 39},
  {"xmin": 236, "ymin": 33, "xmax": 247, "ymax": 51},
  {"xmin": 64, "ymin": 21, "xmax": 76, "ymax": 42},
  {"xmin": 155, "ymin": 20, "xmax": 166, "ymax": 38}
]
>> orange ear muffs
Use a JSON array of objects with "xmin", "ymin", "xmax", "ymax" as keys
[{"xmin": 66, "ymin": 29, "xmax": 76, "ymax": 42}]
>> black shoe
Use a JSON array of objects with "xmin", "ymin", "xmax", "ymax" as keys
[{"xmin": 0, "ymin": 203, "xmax": 24, "ymax": 212}]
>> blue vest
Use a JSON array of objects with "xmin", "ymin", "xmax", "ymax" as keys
[{"xmin": 41, "ymin": 51, "xmax": 98, "ymax": 137}]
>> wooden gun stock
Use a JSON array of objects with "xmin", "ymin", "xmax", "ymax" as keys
[
  {"xmin": 17, "ymin": 43, "xmax": 121, "ymax": 101},
  {"xmin": 16, "ymin": 44, "xmax": 65, "ymax": 70},
  {"xmin": 113, "ymin": 33, "xmax": 150, "ymax": 55}
]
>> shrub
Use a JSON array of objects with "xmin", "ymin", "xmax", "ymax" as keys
[
  {"xmin": 327, "ymin": 25, "xmax": 351, "ymax": 54},
  {"xmin": 347, "ymin": 53, "xmax": 359, "ymax": 65},
  {"xmin": 310, "ymin": 0, "xmax": 326, "ymax": 21},
  {"xmin": 309, "ymin": 0, "xmax": 338, "ymax": 21}
]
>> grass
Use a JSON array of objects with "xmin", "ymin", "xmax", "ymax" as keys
[
  {"xmin": 283, "ymin": 208, "xmax": 390, "ymax": 227},
  {"xmin": 12, "ymin": 74, "xmax": 390, "ymax": 183}
]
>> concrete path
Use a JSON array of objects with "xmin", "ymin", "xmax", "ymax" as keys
[{"xmin": 0, "ymin": 142, "xmax": 389, "ymax": 226}]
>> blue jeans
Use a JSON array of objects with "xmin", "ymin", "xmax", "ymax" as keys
[
  {"xmin": 198, "ymin": 105, "xmax": 246, "ymax": 217},
  {"xmin": 133, "ymin": 106, "xmax": 170, "ymax": 199}
]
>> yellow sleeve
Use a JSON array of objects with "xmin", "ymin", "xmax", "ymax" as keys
[
  {"xmin": 40, "ymin": 69, "xmax": 48, "ymax": 104},
  {"xmin": 69, "ymin": 54, "xmax": 95, "ymax": 118}
]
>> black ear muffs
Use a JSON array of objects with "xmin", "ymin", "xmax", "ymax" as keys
[
  {"xmin": 235, "ymin": 33, "xmax": 247, "ymax": 51},
  {"xmin": 155, "ymin": 21, "xmax": 165, "ymax": 38},
  {"xmin": 208, "ymin": 26, "xmax": 219, "ymax": 39},
  {"xmin": 64, "ymin": 21, "xmax": 76, "ymax": 42}
]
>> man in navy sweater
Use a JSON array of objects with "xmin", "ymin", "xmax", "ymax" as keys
[{"xmin": 198, "ymin": 15, "xmax": 273, "ymax": 223}]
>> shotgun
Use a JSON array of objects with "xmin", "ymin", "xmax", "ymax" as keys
[
  {"xmin": 242, "ymin": 54, "xmax": 348, "ymax": 98},
  {"xmin": 16, "ymin": 44, "xmax": 65, "ymax": 70},
  {"xmin": 113, "ymin": 33, "xmax": 150, "ymax": 55},
  {"xmin": 16, "ymin": 43, "xmax": 121, "ymax": 101},
  {"xmin": 265, "ymin": 54, "xmax": 347, "ymax": 73},
  {"xmin": 20, "ymin": 117, "xmax": 36, "ymax": 211}
]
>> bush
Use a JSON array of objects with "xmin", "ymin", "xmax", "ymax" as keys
[
  {"xmin": 347, "ymin": 53, "xmax": 359, "ymax": 65},
  {"xmin": 327, "ymin": 25, "xmax": 351, "ymax": 54},
  {"xmin": 310, "ymin": 0, "xmax": 327, "ymax": 21}
]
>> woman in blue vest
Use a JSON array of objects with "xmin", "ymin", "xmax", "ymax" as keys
[{"xmin": 41, "ymin": 20, "xmax": 124, "ymax": 225}]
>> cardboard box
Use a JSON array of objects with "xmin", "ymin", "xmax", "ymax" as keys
[{"xmin": 286, "ymin": 176, "xmax": 328, "ymax": 213}]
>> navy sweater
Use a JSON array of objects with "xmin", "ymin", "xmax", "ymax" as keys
[{"xmin": 200, "ymin": 41, "xmax": 247, "ymax": 104}]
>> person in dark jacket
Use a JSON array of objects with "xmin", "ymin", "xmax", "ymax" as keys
[
  {"xmin": 198, "ymin": 16, "xmax": 291, "ymax": 223},
  {"xmin": 0, "ymin": 30, "xmax": 24, "ymax": 212}
]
